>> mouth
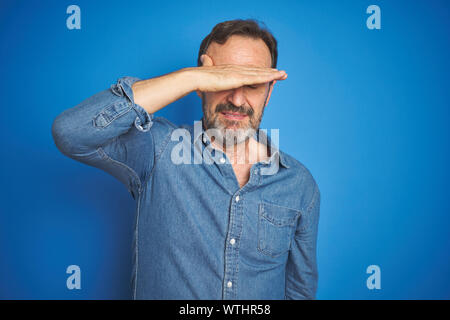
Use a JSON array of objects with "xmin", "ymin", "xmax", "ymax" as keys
[{"xmin": 220, "ymin": 111, "xmax": 248, "ymax": 120}]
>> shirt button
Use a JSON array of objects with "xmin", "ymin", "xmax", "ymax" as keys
[
  {"xmin": 235, "ymin": 195, "xmax": 240, "ymax": 202},
  {"xmin": 219, "ymin": 158, "xmax": 226, "ymax": 164},
  {"xmin": 227, "ymin": 281, "xmax": 233, "ymax": 288},
  {"xmin": 230, "ymin": 238, "xmax": 236, "ymax": 245},
  {"xmin": 202, "ymin": 135, "xmax": 206, "ymax": 143}
]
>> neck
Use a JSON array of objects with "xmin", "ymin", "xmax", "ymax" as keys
[{"xmin": 211, "ymin": 136, "xmax": 270, "ymax": 165}]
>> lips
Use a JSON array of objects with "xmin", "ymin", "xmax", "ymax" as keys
[{"xmin": 220, "ymin": 112, "xmax": 248, "ymax": 120}]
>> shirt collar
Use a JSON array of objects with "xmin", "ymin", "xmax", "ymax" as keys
[{"xmin": 192, "ymin": 119, "xmax": 290, "ymax": 169}]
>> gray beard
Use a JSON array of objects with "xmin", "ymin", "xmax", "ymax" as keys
[
  {"xmin": 211, "ymin": 117, "xmax": 256, "ymax": 146},
  {"xmin": 201, "ymin": 93, "xmax": 265, "ymax": 146}
]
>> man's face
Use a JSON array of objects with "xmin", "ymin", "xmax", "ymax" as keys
[{"xmin": 199, "ymin": 35, "xmax": 275, "ymax": 145}]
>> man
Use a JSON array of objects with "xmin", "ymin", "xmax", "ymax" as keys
[{"xmin": 52, "ymin": 19, "xmax": 320, "ymax": 299}]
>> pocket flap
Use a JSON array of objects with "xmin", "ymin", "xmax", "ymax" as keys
[{"xmin": 259, "ymin": 202, "xmax": 301, "ymax": 226}]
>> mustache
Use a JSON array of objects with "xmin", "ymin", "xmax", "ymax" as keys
[{"xmin": 215, "ymin": 103, "xmax": 254, "ymax": 117}]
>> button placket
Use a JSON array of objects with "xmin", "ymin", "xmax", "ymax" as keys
[{"xmin": 222, "ymin": 192, "xmax": 244, "ymax": 299}]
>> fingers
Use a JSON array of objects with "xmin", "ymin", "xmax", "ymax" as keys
[
  {"xmin": 196, "ymin": 57, "xmax": 287, "ymax": 92},
  {"xmin": 256, "ymin": 70, "xmax": 287, "ymax": 82},
  {"xmin": 277, "ymin": 71, "xmax": 288, "ymax": 80},
  {"xmin": 237, "ymin": 73, "xmax": 286, "ymax": 89},
  {"xmin": 231, "ymin": 69, "xmax": 287, "ymax": 83},
  {"xmin": 232, "ymin": 68, "xmax": 287, "ymax": 86},
  {"xmin": 200, "ymin": 56, "xmax": 286, "ymax": 78},
  {"xmin": 238, "ymin": 67, "xmax": 287, "ymax": 80},
  {"xmin": 274, "ymin": 69, "xmax": 288, "ymax": 80}
]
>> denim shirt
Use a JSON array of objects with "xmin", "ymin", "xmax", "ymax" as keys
[{"xmin": 51, "ymin": 76, "xmax": 321, "ymax": 300}]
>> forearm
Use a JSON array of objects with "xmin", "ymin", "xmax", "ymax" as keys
[{"xmin": 131, "ymin": 68, "xmax": 198, "ymax": 114}]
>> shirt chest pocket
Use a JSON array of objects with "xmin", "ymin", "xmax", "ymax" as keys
[{"xmin": 257, "ymin": 202, "xmax": 301, "ymax": 258}]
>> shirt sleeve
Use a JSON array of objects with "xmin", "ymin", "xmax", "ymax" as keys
[
  {"xmin": 285, "ymin": 183, "xmax": 321, "ymax": 299},
  {"xmin": 51, "ymin": 76, "xmax": 158, "ymax": 199}
]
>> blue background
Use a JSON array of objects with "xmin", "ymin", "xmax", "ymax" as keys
[{"xmin": 1, "ymin": 0, "xmax": 449, "ymax": 299}]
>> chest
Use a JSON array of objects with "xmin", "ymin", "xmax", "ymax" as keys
[{"xmin": 231, "ymin": 163, "xmax": 253, "ymax": 188}]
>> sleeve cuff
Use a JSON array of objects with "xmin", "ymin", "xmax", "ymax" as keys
[{"xmin": 115, "ymin": 76, "xmax": 153, "ymax": 132}]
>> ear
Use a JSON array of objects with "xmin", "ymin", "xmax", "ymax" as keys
[
  {"xmin": 264, "ymin": 80, "xmax": 276, "ymax": 107},
  {"xmin": 201, "ymin": 54, "xmax": 214, "ymax": 66}
]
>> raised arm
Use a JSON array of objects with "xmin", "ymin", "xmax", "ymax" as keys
[{"xmin": 51, "ymin": 56, "xmax": 287, "ymax": 198}]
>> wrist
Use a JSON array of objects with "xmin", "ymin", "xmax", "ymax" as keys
[{"xmin": 179, "ymin": 67, "xmax": 201, "ymax": 92}]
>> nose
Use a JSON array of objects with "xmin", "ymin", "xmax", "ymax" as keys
[{"xmin": 227, "ymin": 86, "xmax": 246, "ymax": 108}]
